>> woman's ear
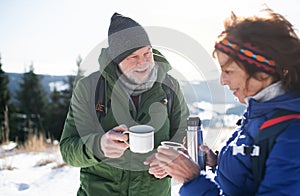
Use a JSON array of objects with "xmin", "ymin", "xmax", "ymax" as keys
[{"xmin": 254, "ymin": 72, "xmax": 275, "ymax": 87}]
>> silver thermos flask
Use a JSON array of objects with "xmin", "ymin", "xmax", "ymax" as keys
[{"xmin": 187, "ymin": 116, "xmax": 205, "ymax": 170}]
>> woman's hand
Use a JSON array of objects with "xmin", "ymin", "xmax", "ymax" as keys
[
  {"xmin": 146, "ymin": 146, "xmax": 200, "ymax": 183},
  {"xmin": 200, "ymin": 144, "xmax": 218, "ymax": 167},
  {"xmin": 144, "ymin": 153, "xmax": 169, "ymax": 179}
]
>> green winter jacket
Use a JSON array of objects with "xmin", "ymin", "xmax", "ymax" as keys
[{"xmin": 60, "ymin": 48, "xmax": 189, "ymax": 196}]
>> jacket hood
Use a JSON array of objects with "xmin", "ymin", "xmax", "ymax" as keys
[
  {"xmin": 247, "ymin": 90, "xmax": 300, "ymax": 119},
  {"xmin": 98, "ymin": 47, "xmax": 172, "ymax": 85}
]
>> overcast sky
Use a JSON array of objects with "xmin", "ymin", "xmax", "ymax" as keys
[{"xmin": 0, "ymin": 0, "xmax": 299, "ymax": 80}]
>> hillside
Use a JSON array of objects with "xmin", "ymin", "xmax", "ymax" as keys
[
  {"xmin": 6, "ymin": 72, "xmax": 245, "ymax": 115},
  {"xmin": 180, "ymin": 80, "xmax": 237, "ymax": 104},
  {"xmin": 7, "ymin": 73, "xmax": 71, "ymax": 102}
]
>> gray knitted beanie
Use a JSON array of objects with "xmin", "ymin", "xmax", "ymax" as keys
[{"xmin": 108, "ymin": 13, "xmax": 151, "ymax": 65}]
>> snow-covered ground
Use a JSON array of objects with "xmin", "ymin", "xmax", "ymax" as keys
[
  {"xmin": 0, "ymin": 146, "xmax": 182, "ymax": 196},
  {"xmin": 0, "ymin": 126, "xmax": 234, "ymax": 196},
  {"xmin": 0, "ymin": 147, "xmax": 80, "ymax": 196}
]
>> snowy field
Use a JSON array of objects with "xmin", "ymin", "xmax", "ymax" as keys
[
  {"xmin": 0, "ymin": 146, "xmax": 80, "ymax": 196},
  {"xmin": 0, "ymin": 146, "xmax": 182, "ymax": 196},
  {"xmin": 0, "ymin": 128, "xmax": 233, "ymax": 196}
]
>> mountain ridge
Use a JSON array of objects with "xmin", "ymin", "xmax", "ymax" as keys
[{"xmin": 7, "ymin": 72, "xmax": 244, "ymax": 114}]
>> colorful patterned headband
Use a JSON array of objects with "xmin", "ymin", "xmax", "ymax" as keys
[{"xmin": 215, "ymin": 35, "xmax": 277, "ymax": 75}]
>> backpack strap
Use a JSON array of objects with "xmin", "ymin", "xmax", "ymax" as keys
[
  {"xmin": 95, "ymin": 75, "xmax": 106, "ymax": 122},
  {"xmin": 161, "ymin": 74, "xmax": 175, "ymax": 116},
  {"xmin": 94, "ymin": 74, "xmax": 175, "ymax": 122},
  {"xmin": 252, "ymin": 109, "xmax": 300, "ymax": 191}
]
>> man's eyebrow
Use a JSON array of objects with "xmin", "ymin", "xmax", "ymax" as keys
[{"xmin": 128, "ymin": 51, "xmax": 137, "ymax": 57}]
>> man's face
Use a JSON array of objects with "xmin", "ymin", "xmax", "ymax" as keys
[{"xmin": 119, "ymin": 46, "xmax": 155, "ymax": 84}]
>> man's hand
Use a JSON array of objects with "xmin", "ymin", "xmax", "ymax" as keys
[{"xmin": 100, "ymin": 124, "xmax": 129, "ymax": 158}]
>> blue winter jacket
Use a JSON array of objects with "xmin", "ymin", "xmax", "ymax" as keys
[{"xmin": 180, "ymin": 91, "xmax": 300, "ymax": 196}]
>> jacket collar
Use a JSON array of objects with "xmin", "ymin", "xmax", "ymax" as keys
[
  {"xmin": 244, "ymin": 82, "xmax": 285, "ymax": 105},
  {"xmin": 246, "ymin": 89, "xmax": 300, "ymax": 119}
]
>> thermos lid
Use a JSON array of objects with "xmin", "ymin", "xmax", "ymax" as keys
[{"xmin": 187, "ymin": 117, "xmax": 201, "ymax": 126}]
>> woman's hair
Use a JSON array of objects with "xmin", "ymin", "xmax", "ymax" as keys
[{"xmin": 214, "ymin": 8, "xmax": 300, "ymax": 91}]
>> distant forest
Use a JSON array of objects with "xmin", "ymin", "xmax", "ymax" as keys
[{"xmin": 0, "ymin": 59, "xmax": 244, "ymax": 145}]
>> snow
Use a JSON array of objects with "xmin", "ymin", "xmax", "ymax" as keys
[
  {"xmin": 0, "ymin": 142, "xmax": 17, "ymax": 151},
  {"xmin": 0, "ymin": 148, "xmax": 80, "ymax": 196},
  {"xmin": 0, "ymin": 146, "xmax": 182, "ymax": 196}
]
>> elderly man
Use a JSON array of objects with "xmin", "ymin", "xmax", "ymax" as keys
[{"xmin": 60, "ymin": 13, "xmax": 189, "ymax": 196}]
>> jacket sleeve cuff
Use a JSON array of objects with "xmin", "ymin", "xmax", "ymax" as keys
[
  {"xmin": 93, "ymin": 134, "xmax": 106, "ymax": 161},
  {"xmin": 179, "ymin": 173, "xmax": 221, "ymax": 196},
  {"xmin": 82, "ymin": 133, "xmax": 106, "ymax": 162}
]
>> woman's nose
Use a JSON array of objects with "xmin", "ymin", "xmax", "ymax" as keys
[{"xmin": 220, "ymin": 73, "xmax": 228, "ymax": 86}]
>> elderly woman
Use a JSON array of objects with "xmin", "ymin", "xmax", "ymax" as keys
[{"xmin": 145, "ymin": 8, "xmax": 300, "ymax": 195}]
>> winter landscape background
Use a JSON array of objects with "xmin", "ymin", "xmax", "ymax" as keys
[
  {"xmin": 0, "ymin": 73, "xmax": 239, "ymax": 196},
  {"xmin": 7, "ymin": 72, "xmax": 245, "ymax": 125},
  {"xmin": 0, "ymin": 128, "xmax": 233, "ymax": 196},
  {"xmin": 1, "ymin": 72, "xmax": 239, "ymax": 196},
  {"xmin": 1, "ymin": 0, "xmax": 297, "ymax": 195}
]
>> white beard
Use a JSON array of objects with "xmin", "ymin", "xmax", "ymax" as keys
[{"xmin": 123, "ymin": 62, "xmax": 155, "ymax": 84}]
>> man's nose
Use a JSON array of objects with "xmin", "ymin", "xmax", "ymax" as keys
[{"xmin": 137, "ymin": 55, "xmax": 147, "ymax": 65}]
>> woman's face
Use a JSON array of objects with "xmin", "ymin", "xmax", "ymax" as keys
[{"xmin": 217, "ymin": 51, "xmax": 273, "ymax": 104}]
